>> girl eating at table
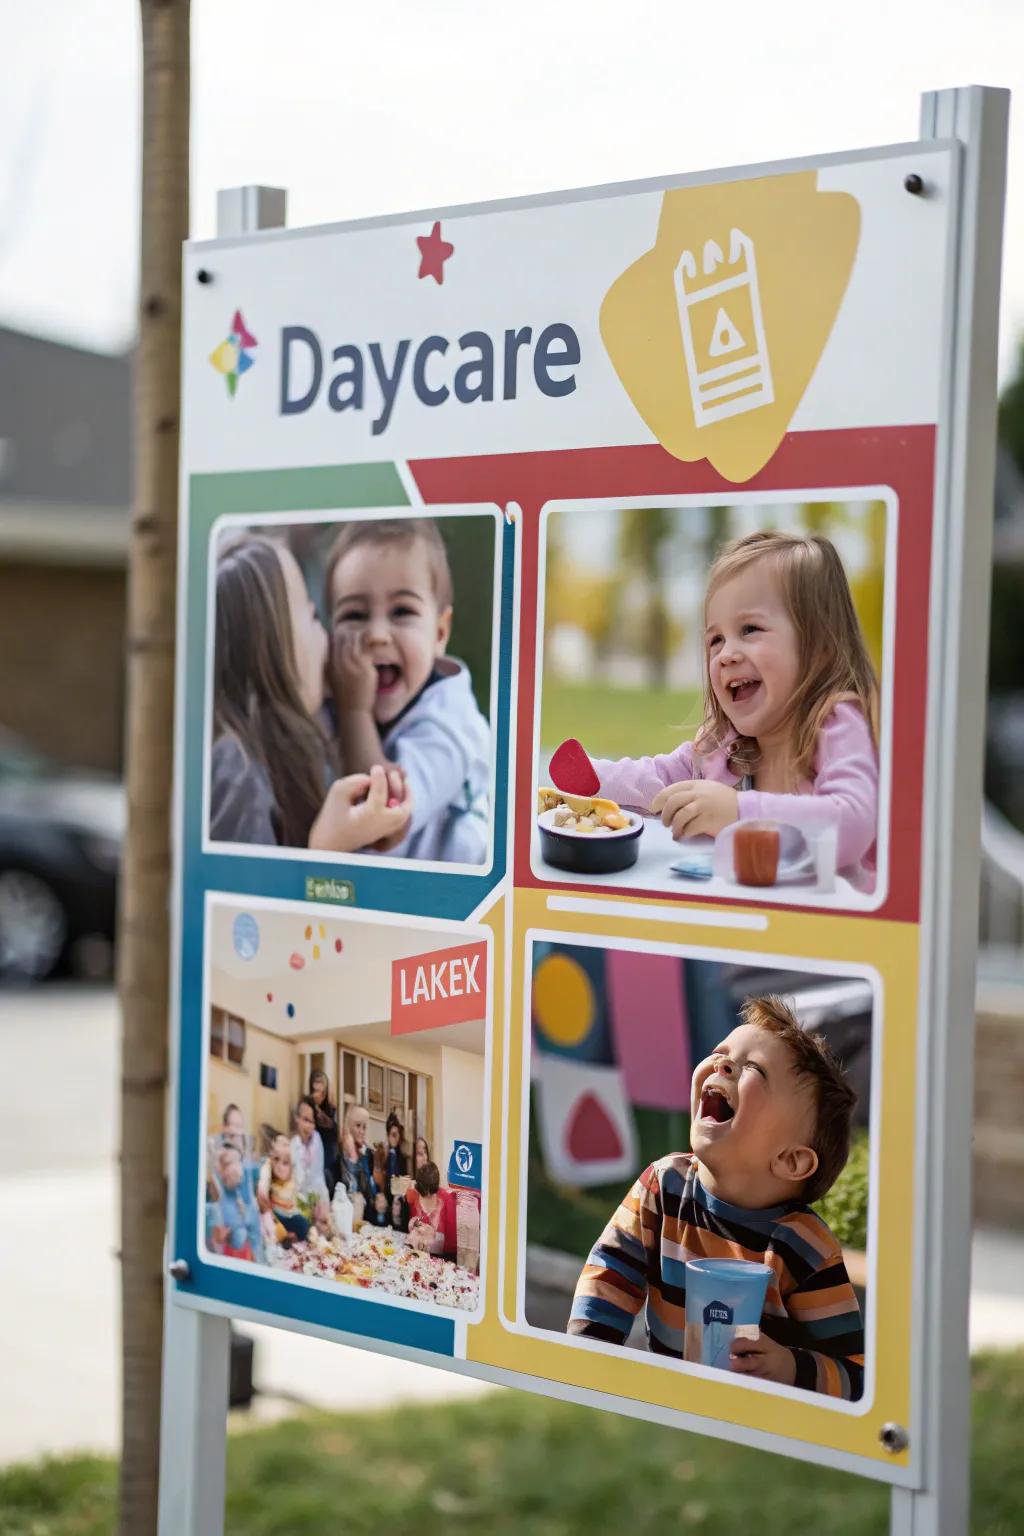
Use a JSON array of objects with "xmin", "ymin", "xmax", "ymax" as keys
[{"xmin": 590, "ymin": 532, "xmax": 880, "ymax": 892}]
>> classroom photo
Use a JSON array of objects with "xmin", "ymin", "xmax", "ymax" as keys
[
  {"xmin": 522, "ymin": 937, "xmax": 875, "ymax": 1402},
  {"xmin": 202, "ymin": 898, "xmax": 487, "ymax": 1315},
  {"xmin": 531, "ymin": 496, "xmax": 894, "ymax": 911},
  {"xmin": 204, "ymin": 508, "xmax": 498, "ymax": 868}
]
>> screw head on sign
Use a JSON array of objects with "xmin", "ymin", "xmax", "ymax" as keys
[
  {"xmin": 168, "ymin": 1258, "xmax": 192, "ymax": 1282},
  {"xmin": 903, "ymin": 174, "xmax": 924, "ymax": 196},
  {"xmin": 879, "ymin": 1422, "xmax": 909, "ymax": 1454},
  {"xmin": 196, "ymin": 268, "xmax": 214, "ymax": 285}
]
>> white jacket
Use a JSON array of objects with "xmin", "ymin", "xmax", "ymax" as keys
[{"xmin": 381, "ymin": 659, "xmax": 490, "ymax": 865}]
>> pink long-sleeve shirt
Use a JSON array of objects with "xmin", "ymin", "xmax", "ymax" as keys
[{"xmin": 593, "ymin": 700, "xmax": 878, "ymax": 892}]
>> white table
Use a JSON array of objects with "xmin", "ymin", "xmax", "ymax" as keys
[{"xmin": 531, "ymin": 814, "xmax": 860, "ymax": 909}]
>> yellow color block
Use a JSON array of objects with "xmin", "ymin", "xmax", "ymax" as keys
[{"xmin": 600, "ymin": 172, "xmax": 859, "ymax": 482}]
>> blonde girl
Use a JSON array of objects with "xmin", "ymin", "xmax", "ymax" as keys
[{"xmin": 592, "ymin": 532, "xmax": 880, "ymax": 890}]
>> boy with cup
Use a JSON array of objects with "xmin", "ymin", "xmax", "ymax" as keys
[{"xmin": 569, "ymin": 995, "xmax": 864, "ymax": 1399}]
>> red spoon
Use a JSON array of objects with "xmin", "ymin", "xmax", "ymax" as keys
[{"xmin": 549, "ymin": 738, "xmax": 600, "ymax": 797}]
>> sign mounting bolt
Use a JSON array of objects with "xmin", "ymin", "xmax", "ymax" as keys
[{"xmin": 879, "ymin": 1422, "xmax": 909, "ymax": 1454}]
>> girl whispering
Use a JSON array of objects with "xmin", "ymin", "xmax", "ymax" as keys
[
  {"xmin": 210, "ymin": 534, "xmax": 411, "ymax": 853},
  {"xmin": 592, "ymin": 532, "xmax": 880, "ymax": 891}
]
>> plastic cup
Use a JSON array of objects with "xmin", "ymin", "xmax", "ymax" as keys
[
  {"xmin": 684, "ymin": 1258, "xmax": 774, "ymax": 1369},
  {"xmin": 733, "ymin": 823, "xmax": 780, "ymax": 886}
]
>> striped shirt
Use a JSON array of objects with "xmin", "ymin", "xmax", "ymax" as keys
[{"xmin": 569, "ymin": 1153, "xmax": 864, "ymax": 1400}]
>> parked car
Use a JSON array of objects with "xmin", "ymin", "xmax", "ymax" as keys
[{"xmin": 0, "ymin": 730, "xmax": 122, "ymax": 981}]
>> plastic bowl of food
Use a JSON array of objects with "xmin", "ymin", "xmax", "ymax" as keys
[{"xmin": 537, "ymin": 801, "xmax": 643, "ymax": 874}]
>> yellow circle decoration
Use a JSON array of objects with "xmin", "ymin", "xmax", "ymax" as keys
[{"xmin": 533, "ymin": 953, "xmax": 595, "ymax": 1047}]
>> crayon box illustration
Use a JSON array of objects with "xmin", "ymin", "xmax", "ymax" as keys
[{"xmin": 674, "ymin": 227, "xmax": 774, "ymax": 429}]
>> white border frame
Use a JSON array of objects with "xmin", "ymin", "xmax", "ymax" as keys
[
  {"xmin": 509, "ymin": 927, "xmax": 882, "ymax": 1420},
  {"xmin": 200, "ymin": 503, "xmax": 504, "ymax": 878},
  {"xmin": 197, "ymin": 889, "xmax": 493, "ymax": 1327},
  {"xmin": 529, "ymin": 487, "xmax": 898, "ymax": 913}
]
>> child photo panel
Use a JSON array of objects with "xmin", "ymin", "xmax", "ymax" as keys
[
  {"xmin": 532, "ymin": 495, "xmax": 894, "ymax": 914},
  {"xmin": 523, "ymin": 937, "xmax": 875, "ymax": 1406},
  {"xmin": 205, "ymin": 508, "xmax": 499, "ymax": 868},
  {"xmin": 202, "ymin": 896, "xmax": 488, "ymax": 1318}
]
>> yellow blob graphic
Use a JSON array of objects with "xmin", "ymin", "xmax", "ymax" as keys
[
  {"xmin": 313, "ymin": 944, "xmax": 321, "ymax": 960},
  {"xmin": 533, "ymin": 954, "xmax": 595, "ymax": 1047},
  {"xmin": 600, "ymin": 171, "xmax": 860, "ymax": 483},
  {"xmin": 318, "ymin": 924, "xmax": 325, "ymax": 940}
]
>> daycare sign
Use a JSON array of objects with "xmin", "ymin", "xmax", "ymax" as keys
[
  {"xmin": 173, "ymin": 125, "xmax": 979, "ymax": 1504},
  {"xmin": 185, "ymin": 166, "xmax": 934, "ymax": 483}
]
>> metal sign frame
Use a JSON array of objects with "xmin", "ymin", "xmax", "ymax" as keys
[{"xmin": 158, "ymin": 85, "xmax": 1008, "ymax": 1536}]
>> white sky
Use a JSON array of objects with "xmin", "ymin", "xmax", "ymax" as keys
[{"xmin": 2, "ymin": 0, "xmax": 1023, "ymax": 376}]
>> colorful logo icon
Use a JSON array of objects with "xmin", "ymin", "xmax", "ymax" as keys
[
  {"xmin": 209, "ymin": 309, "xmax": 258, "ymax": 397},
  {"xmin": 600, "ymin": 172, "xmax": 860, "ymax": 482}
]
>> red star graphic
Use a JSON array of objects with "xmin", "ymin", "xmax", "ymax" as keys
[{"xmin": 417, "ymin": 221, "xmax": 454, "ymax": 284}]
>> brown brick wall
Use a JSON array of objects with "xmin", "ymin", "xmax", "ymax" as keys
[
  {"xmin": 974, "ymin": 998, "xmax": 1024, "ymax": 1227},
  {"xmin": 0, "ymin": 563, "xmax": 126, "ymax": 772}
]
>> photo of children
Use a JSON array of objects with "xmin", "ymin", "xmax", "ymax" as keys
[
  {"xmin": 207, "ymin": 510, "xmax": 496, "ymax": 866},
  {"xmin": 524, "ymin": 940, "xmax": 873, "ymax": 1401},
  {"xmin": 534, "ymin": 499, "xmax": 891, "ymax": 908},
  {"xmin": 203, "ymin": 898, "xmax": 487, "ymax": 1313}
]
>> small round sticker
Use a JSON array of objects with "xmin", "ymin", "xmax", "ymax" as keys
[{"xmin": 232, "ymin": 912, "xmax": 260, "ymax": 961}]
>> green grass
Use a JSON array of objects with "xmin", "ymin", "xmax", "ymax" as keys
[
  {"xmin": 540, "ymin": 681, "xmax": 702, "ymax": 760},
  {"xmin": 2, "ymin": 1352, "xmax": 1023, "ymax": 1535}
]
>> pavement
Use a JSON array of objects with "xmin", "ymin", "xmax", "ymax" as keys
[{"xmin": 1, "ymin": 983, "xmax": 1023, "ymax": 1466}]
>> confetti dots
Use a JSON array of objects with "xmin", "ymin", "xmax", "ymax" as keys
[
  {"xmin": 313, "ymin": 944, "xmax": 321, "ymax": 961},
  {"xmin": 286, "ymin": 1002, "xmax": 295, "ymax": 1019},
  {"xmin": 335, "ymin": 938, "xmax": 343, "ymax": 954},
  {"xmin": 289, "ymin": 952, "xmax": 305, "ymax": 971}
]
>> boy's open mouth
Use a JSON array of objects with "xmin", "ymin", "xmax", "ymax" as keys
[
  {"xmin": 375, "ymin": 663, "xmax": 402, "ymax": 693},
  {"xmin": 699, "ymin": 1085, "xmax": 735, "ymax": 1124},
  {"xmin": 728, "ymin": 678, "xmax": 761, "ymax": 704}
]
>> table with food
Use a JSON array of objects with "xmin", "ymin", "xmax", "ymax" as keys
[
  {"xmin": 534, "ymin": 740, "xmax": 858, "ymax": 905},
  {"xmin": 265, "ymin": 1225, "xmax": 481, "ymax": 1311}
]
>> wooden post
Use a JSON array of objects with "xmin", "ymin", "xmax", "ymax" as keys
[{"xmin": 118, "ymin": 3, "xmax": 190, "ymax": 1532}]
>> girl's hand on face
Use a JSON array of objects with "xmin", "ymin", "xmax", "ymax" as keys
[
  {"xmin": 308, "ymin": 766, "xmax": 411, "ymax": 852},
  {"xmin": 650, "ymin": 780, "xmax": 739, "ymax": 840},
  {"xmin": 331, "ymin": 628, "xmax": 378, "ymax": 713}
]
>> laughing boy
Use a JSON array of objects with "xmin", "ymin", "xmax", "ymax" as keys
[{"xmin": 569, "ymin": 995, "xmax": 865, "ymax": 1399}]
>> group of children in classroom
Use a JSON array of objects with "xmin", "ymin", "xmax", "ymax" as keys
[
  {"xmin": 210, "ymin": 516, "xmax": 490, "ymax": 864},
  {"xmin": 206, "ymin": 1070, "xmax": 455, "ymax": 1264}
]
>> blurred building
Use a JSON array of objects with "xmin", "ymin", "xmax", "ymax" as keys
[{"xmin": 0, "ymin": 327, "xmax": 131, "ymax": 772}]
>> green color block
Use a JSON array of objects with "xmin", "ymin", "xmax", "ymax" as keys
[{"xmin": 190, "ymin": 462, "xmax": 408, "ymax": 519}]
